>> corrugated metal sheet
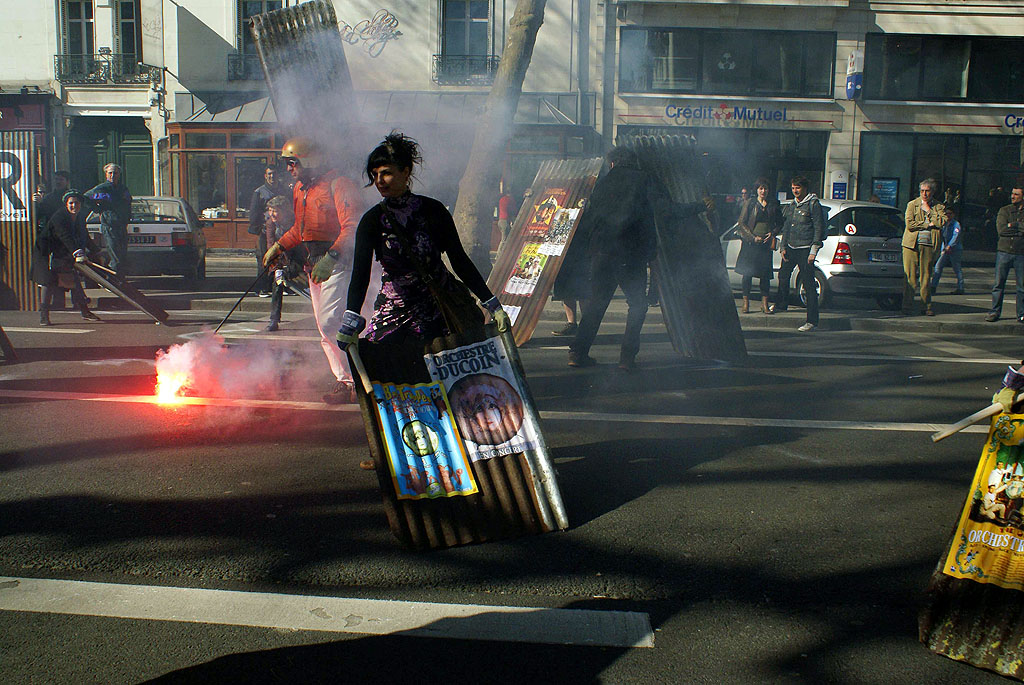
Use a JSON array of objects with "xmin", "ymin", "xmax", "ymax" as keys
[
  {"xmin": 625, "ymin": 135, "xmax": 747, "ymax": 362},
  {"xmin": 0, "ymin": 130, "xmax": 37, "ymax": 311},
  {"xmin": 488, "ymin": 157, "xmax": 604, "ymax": 346},
  {"xmin": 249, "ymin": 0, "xmax": 358, "ymax": 148},
  {"xmin": 353, "ymin": 323, "xmax": 567, "ymax": 549},
  {"xmin": 920, "ymin": 518, "xmax": 1024, "ymax": 679}
]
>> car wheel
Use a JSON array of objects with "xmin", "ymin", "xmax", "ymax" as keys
[
  {"xmin": 797, "ymin": 269, "xmax": 829, "ymax": 309},
  {"xmin": 876, "ymin": 293, "xmax": 903, "ymax": 311}
]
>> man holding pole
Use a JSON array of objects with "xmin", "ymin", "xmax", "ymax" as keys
[{"xmin": 262, "ymin": 137, "xmax": 362, "ymax": 404}]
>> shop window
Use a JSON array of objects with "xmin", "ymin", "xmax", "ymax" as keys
[
  {"xmin": 187, "ymin": 133, "xmax": 227, "ymax": 149},
  {"xmin": 866, "ymin": 34, "xmax": 1024, "ymax": 103},
  {"xmin": 230, "ymin": 133, "xmax": 274, "ymax": 149},
  {"xmin": 187, "ymin": 153, "xmax": 227, "ymax": 218},
  {"xmin": 702, "ymin": 32, "xmax": 752, "ymax": 95},
  {"xmin": 967, "ymin": 38, "xmax": 1024, "ymax": 103},
  {"xmin": 652, "ymin": 30, "xmax": 698, "ymax": 92},
  {"xmin": 620, "ymin": 27, "xmax": 834, "ymax": 97},
  {"xmin": 234, "ymin": 157, "xmax": 274, "ymax": 219}
]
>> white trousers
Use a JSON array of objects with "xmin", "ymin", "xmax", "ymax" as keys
[{"xmin": 309, "ymin": 261, "xmax": 352, "ymax": 383}]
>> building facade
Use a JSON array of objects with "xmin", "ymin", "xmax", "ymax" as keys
[
  {"xmin": 2, "ymin": 1, "xmax": 1021, "ymax": 249},
  {"xmin": 1, "ymin": 0, "xmax": 597, "ymax": 248},
  {"xmin": 600, "ymin": 0, "xmax": 1024, "ymax": 240}
]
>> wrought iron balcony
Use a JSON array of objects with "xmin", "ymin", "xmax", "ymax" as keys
[
  {"xmin": 55, "ymin": 53, "xmax": 161, "ymax": 85},
  {"xmin": 432, "ymin": 54, "xmax": 500, "ymax": 86},
  {"xmin": 227, "ymin": 53, "xmax": 264, "ymax": 81}
]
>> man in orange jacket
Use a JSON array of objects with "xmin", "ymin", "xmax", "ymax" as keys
[{"xmin": 263, "ymin": 137, "xmax": 363, "ymax": 404}]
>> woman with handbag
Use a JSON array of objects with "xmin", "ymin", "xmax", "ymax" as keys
[
  {"xmin": 339, "ymin": 132, "xmax": 504, "ymax": 347},
  {"xmin": 32, "ymin": 190, "xmax": 100, "ymax": 326},
  {"xmin": 734, "ymin": 177, "xmax": 780, "ymax": 314}
]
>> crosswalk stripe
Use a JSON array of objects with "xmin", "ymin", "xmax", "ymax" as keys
[{"xmin": 0, "ymin": 576, "xmax": 654, "ymax": 649}]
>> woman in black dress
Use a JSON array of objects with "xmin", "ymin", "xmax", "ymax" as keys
[
  {"xmin": 734, "ymin": 178, "xmax": 781, "ymax": 314},
  {"xmin": 339, "ymin": 132, "xmax": 504, "ymax": 346}
]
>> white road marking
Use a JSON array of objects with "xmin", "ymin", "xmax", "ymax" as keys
[
  {"xmin": 539, "ymin": 410, "xmax": 989, "ymax": 435},
  {"xmin": 1, "ymin": 327, "xmax": 93, "ymax": 334},
  {"xmin": 749, "ymin": 351, "xmax": 1016, "ymax": 365},
  {"xmin": 881, "ymin": 331, "xmax": 1007, "ymax": 361},
  {"xmin": 0, "ymin": 576, "xmax": 653, "ymax": 649},
  {"xmin": 0, "ymin": 388, "xmax": 986, "ymax": 434}
]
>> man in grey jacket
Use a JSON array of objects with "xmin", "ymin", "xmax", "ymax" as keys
[
  {"xmin": 771, "ymin": 176, "xmax": 824, "ymax": 332},
  {"xmin": 986, "ymin": 185, "xmax": 1024, "ymax": 322}
]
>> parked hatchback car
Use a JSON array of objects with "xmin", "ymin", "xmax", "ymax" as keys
[
  {"xmin": 87, "ymin": 196, "xmax": 208, "ymax": 281},
  {"xmin": 720, "ymin": 199, "xmax": 905, "ymax": 309}
]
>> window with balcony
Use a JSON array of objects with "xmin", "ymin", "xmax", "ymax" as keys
[
  {"xmin": 864, "ymin": 33, "xmax": 1024, "ymax": 103},
  {"xmin": 619, "ymin": 27, "xmax": 835, "ymax": 98},
  {"xmin": 434, "ymin": 0, "xmax": 499, "ymax": 86},
  {"xmin": 57, "ymin": 0, "xmax": 156, "ymax": 85},
  {"xmin": 230, "ymin": 0, "xmax": 287, "ymax": 80}
]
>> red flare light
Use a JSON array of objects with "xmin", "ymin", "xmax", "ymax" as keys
[{"xmin": 155, "ymin": 369, "xmax": 190, "ymax": 405}]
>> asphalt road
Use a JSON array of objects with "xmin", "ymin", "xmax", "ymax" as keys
[{"xmin": 0, "ymin": 259, "xmax": 1018, "ymax": 683}]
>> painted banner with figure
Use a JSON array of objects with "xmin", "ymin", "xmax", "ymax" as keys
[
  {"xmin": 423, "ymin": 335, "xmax": 541, "ymax": 462},
  {"xmin": 371, "ymin": 380, "xmax": 478, "ymax": 500},
  {"xmin": 942, "ymin": 414, "xmax": 1024, "ymax": 589},
  {"xmin": 351, "ymin": 323, "xmax": 568, "ymax": 549}
]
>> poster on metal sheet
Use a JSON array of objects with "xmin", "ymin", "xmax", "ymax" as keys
[
  {"xmin": 371, "ymin": 380, "xmax": 479, "ymax": 500},
  {"xmin": 424, "ymin": 336, "xmax": 541, "ymax": 462},
  {"xmin": 942, "ymin": 414, "xmax": 1024, "ymax": 590},
  {"xmin": 537, "ymin": 207, "xmax": 579, "ymax": 257},
  {"xmin": 503, "ymin": 242, "xmax": 548, "ymax": 296},
  {"xmin": 0, "ymin": 147, "xmax": 31, "ymax": 222},
  {"xmin": 524, "ymin": 188, "xmax": 567, "ymax": 237}
]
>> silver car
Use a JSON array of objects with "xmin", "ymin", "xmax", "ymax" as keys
[
  {"xmin": 88, "ymin": 196, "xmax": 208, "ymax": 282},
  {"xmin": 720, "ymin": 199, "xmax": 905, "ymax": 309}
]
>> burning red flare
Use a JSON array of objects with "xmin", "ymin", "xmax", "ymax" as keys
[{"xmin": 155, "ymin": 369, "xmax": 190, "ymax": 404}]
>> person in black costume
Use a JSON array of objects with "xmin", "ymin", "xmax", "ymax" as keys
[
  {"xmin": 568, "ymin": 146, "xmax": 711, "ymax": 370},
  {"xmin": 32, "ymin": 190, "xmax": 100, "ymax": 326},
  {"xmin": 338, "ymin": 132, "xmax": 506, "ymax": 348}
]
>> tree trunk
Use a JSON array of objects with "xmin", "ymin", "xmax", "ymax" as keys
[{"xmin": 452, "ymin": 0, "xmax": 547, "ymax": 276}]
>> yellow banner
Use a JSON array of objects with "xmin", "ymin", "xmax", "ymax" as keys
[{"xmin": 943, "ymin": 414, "xmax": 1024, "ymax": 589}]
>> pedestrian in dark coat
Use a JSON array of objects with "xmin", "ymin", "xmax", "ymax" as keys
[
  {"xmin": 568, "ymin": 146, "xmax": 710, "ymax": 370},
  {"xmin": 248, "ymin": 166, "xmax": 286, "ymax": 297},
  {"xmin": 32, "ymin": 190, "xmax": 100, "ymax": 326},
  {"xmin": 32, "ymin": 171, "xmax": 71, "ymax": 230},
  {"xmin": 85, "ymin": 163, "xmax": 132, "ymax": 275},
  {"xmin": 734, "ymin": 177, "xmax": 781, "ymax": 314}
]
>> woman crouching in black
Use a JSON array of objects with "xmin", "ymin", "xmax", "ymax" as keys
[{"xmin": 337, "ymin": 132, "xmax": 506, "ymax": 348}]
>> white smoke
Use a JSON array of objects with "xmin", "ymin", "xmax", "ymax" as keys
[{"xmin": 154, "ymin": 330, "xmax": 321, "ymax": 400}]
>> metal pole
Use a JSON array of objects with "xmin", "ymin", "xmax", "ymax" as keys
[{"xmin": 213, "ymin": 264, "xmax": 269, "ymax": 334}]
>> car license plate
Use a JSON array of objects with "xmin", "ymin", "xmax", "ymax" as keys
[
  {"xmin": 868, "ymin": 251, "xmax": 898, "ymax": 263},
  {"xmin": 128, "ymin": 235, "xmax": 171, "ymax": 246}
]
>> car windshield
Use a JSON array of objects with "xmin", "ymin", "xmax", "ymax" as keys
[
  {"xmin": 130, "ymin": 199, "xmax": 186, "ymax": 223},
  {"xmin": 827, "ymin": 207, "xmax": 904, "ymax": 238}
]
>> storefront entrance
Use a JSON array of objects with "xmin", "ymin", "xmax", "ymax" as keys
[{"xmin": 858, "ymin": 132, "xmax": 1024, "ymax": 249}]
